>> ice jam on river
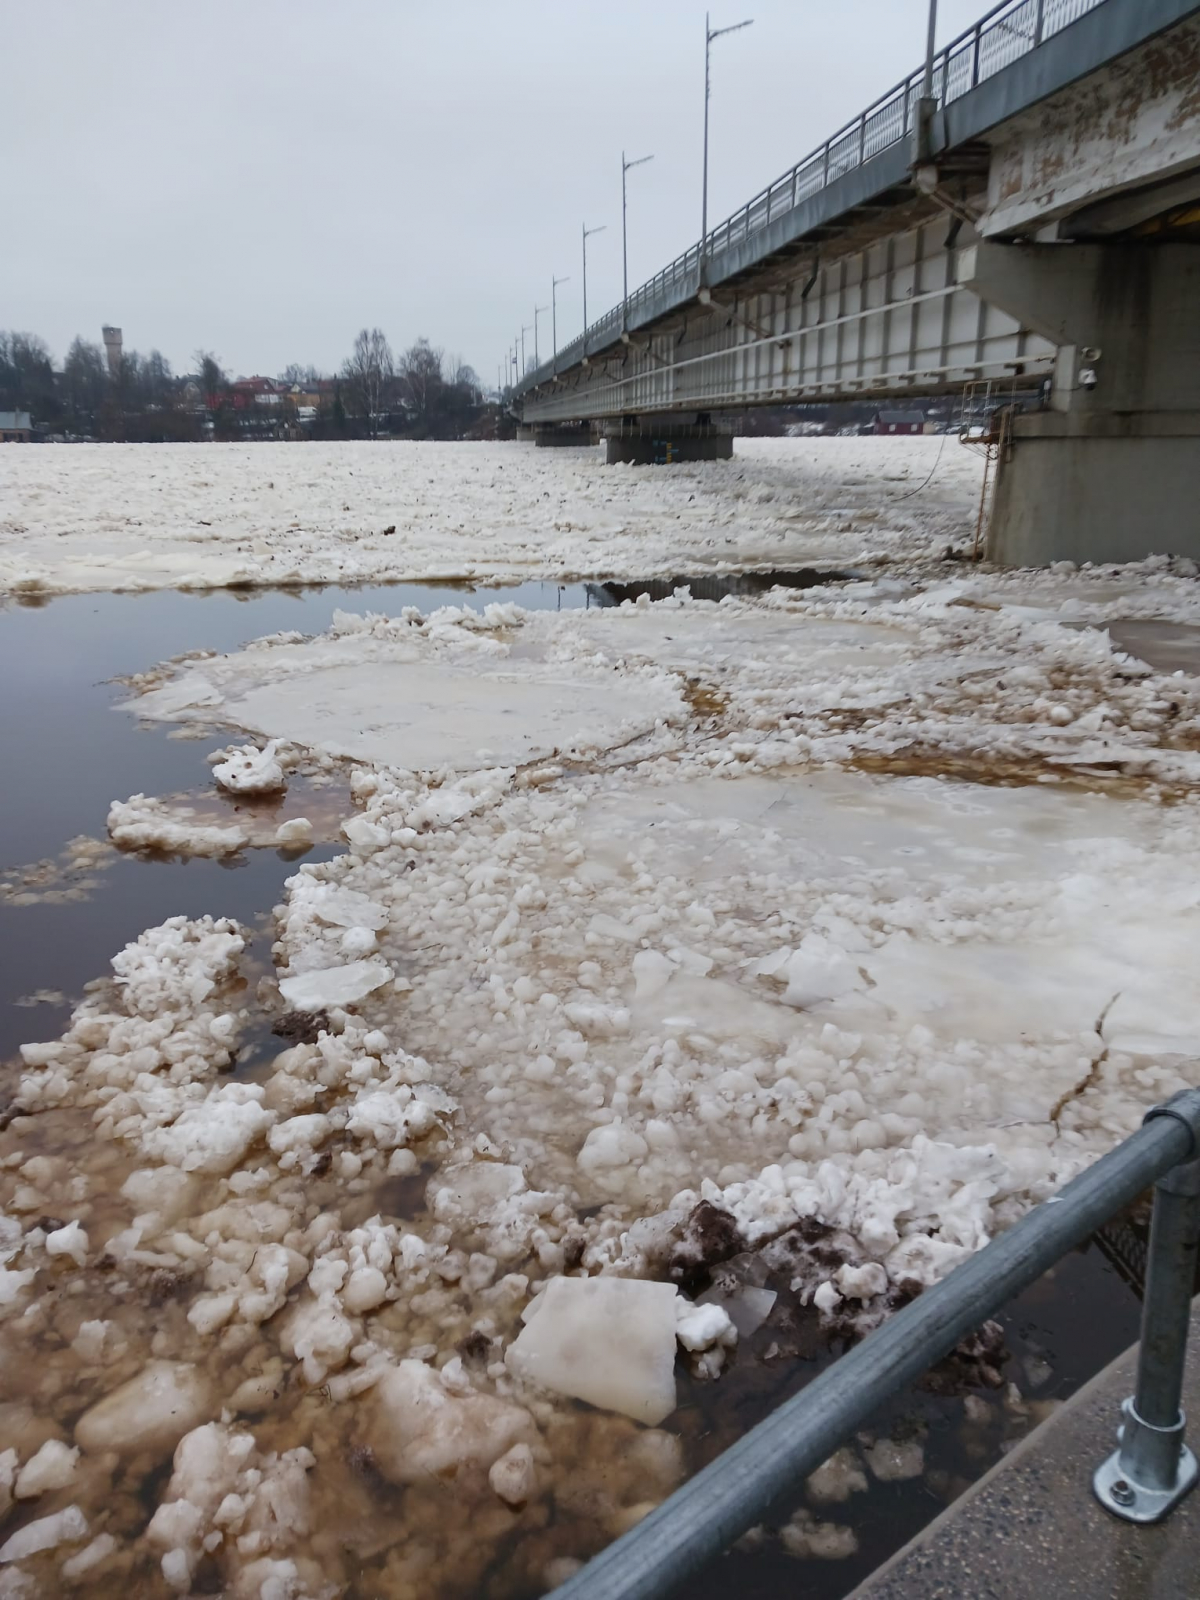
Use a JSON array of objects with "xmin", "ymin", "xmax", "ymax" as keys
[{"xmin": 3, "ymin": 438, "xmax": 1200, "ymax": 1598}]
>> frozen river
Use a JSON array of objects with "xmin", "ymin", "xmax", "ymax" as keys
[{"xmin": 2, "ymin": 439, "xmax": 1200, "ymax": 1599}]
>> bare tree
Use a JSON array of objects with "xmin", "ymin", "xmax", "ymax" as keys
[
  {"xmin": 62, "ymin": 336, "xmax": 108, "ymax": 430},
  {"xmin": 194, "ymin": 350, "xmax": 229, "ymax": 411},
  {"xmin": 341, "ymin": 328, "xmax": 393, "ymax": 438},
  {"xmin": 397, "ymin": 337, "xmax": 445, "ymax": 437}
]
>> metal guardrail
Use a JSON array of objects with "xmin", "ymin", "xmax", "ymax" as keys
[
  {"xmin": 554, "ymin": 1089, "xmax": 1200, "ymax": 1599},
  {"xmin": 517, "ymin": 0, "xmax": 1108, "ymax": 395}
]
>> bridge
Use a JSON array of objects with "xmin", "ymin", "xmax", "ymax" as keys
[{"xmin": 510, "ymin": 0, "xmax": 1200, "ymax": 566}]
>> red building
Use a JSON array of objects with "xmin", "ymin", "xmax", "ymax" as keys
[
  {"xmin": 229, "ymin": 377, "xmax": 281, "ymax": 411},
  {"xmin": 874, "ymin": 409, "xmax": 924, "ymax": 435}
]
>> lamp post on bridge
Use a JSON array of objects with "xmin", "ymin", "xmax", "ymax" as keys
[
  {"xmin": 533, "ymin": 304, "xmax": 548, "ymax": 370},
  {"xmin": 552, "ymin": 275, "xmax": 570, "ymax": 368},
  {"xmin": 520, "ymin": 324, "xmax": 531, "ymax": 377},
  {"xmin": 582, "ymin": 223, "xmax": 606, "ymax": 339},
  {"xmin": 702, "ymin": 13, "xmax": 753, "ymax": 281},
  {"xmin": 622, "ymin": 150, "xmax": 654, "ymax": 326},
  {"xmin": 914, "ymin": 0, "xmax": 939, "ymax": 165}
]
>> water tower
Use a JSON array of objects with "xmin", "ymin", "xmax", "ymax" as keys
[{"xmin": 102, "ymin": 326, "xmax": 123, "ymax": 378}]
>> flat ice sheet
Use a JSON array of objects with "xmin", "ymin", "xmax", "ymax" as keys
[
  {"xmin": 221, "ymin": 660, "xmax": 683, "ymax": 771},
  {"xmin": 577, "ymin": 769, "xmax": 1200, "ymax": 1056}
]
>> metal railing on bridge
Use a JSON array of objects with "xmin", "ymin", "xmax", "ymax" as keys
[{"xmin": 521, "ymin": 0, "xmax": 1107, "ymax": 391}]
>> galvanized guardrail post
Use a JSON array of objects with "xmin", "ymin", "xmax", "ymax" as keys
[
  {"xmin": 1094, "ymin": 1102, "xmax": 1200, "ymax": 1523},
  {"xmin": 552, "ymin": 1090, "xmax": 1200, "ymax": 1600}
]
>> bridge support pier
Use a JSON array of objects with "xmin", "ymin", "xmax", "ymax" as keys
[
  {"xmin": 990, "ymin": 416, "xmax": 1200, "ymax": 567},
  {"xmin": 959, "ymin": 242, "xmax": 1200, "ymax": 566},
  {"xmin": 534, "ymin": 423, "xmax": 596, "ymax": 447},
  {"xmin": 603, "ymin": 415, "xmax": 733, "ymax": 466}
]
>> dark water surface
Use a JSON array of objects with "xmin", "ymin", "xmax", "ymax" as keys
[{"xmin": 0, "ymin": 580, "xmax": 592, "ymax": 1059}]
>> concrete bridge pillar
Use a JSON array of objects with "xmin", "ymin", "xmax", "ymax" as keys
[
  {"xmin": 959, "ymin": 243, "xmax": 1200, "ymax": 566},
  {"xmin": 603, "ymin": 414, "xmax": 733, "ymax": 466},
  {"xmin": 534, "ymin": 423, "xmax": 596, "ymax": 448}
]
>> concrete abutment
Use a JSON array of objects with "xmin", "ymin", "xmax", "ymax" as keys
[{"xmin": 958, "ymin": 242, "xmax": 1200, "ymax": 565}]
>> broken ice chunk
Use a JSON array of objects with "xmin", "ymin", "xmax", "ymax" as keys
[
  {"xmin": 342, "ymin": 817, "xmax": 391, "ymax": 853},
  {"xmin": 141, "ymin": 1084, "xmax": 274, "ymax": 1174},
  {"xmin": 697, "ymin": 1283, "xmax": 777, "ymax": 1339},
  {"xmin": 74, "ymin": 1361, "xmax": 211, "ymax": 1457},
  {"xmin": 362, "ymin": 1360, "xmax": 536, "ymax": 1485},
  {"xmin": 749, "ymin": 933, "xmax": 866, "ymax": 1009},
  {"xmin": 864, "ymin": 1434, "xmax": 925, "ymax": 1482},
  {"xmin": 675, "ymin": 1300, "xmax": 737, "ymax": 1353},
  {"xmin": 278, "ymin": 960, "xmax": 393, "ymax": 1011},
  {"xmin": 506, "ymin": 1276, "xmax": 679, "ymax": 1425},
  {"xmin": 275, "ymin": 817, "xmax": 314, "ymax": 848},
  {"xmin": 489, "ymin": 1442, "xmax": 536, "ymax": 1505},
  {"xmin": 302, "ymin": 885, "xmax": 390, "ymax": 931},
  {"xmin": 0, "ymin": 1504, "xmax": 88, "ymax": 1563},
  {"xmin": 44, "ymin": 1221, "xmax": 88, "ymax": 1267},
  {"xmin": 213, "ymin": 741, "xmax": 286, "ymax": 795},
  {"xmin": 14, "ymin": 1439, "xmax": 79, "ymax": 1499},
  {"xmin": 835, "ymin": 1262, "xmax": 887, "ymax": 1301}
]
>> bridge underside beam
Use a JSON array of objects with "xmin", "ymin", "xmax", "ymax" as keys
[
  {"xmin": 518, "ymin": 216, "xmax": 1055, "ymax": 427},
  {"xmin": 961, "ymin": 242, "xmax": 1200, "ymax": 564}
]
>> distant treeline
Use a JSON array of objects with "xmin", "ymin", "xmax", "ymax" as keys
[{"xmin": 0, "ymin": 328, "xmax": 496, "ymax": 442}]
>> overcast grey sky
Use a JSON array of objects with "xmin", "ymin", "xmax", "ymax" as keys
[{"xmin": 5, "ymin": 1, "xmax": 988, "ymax": 382}]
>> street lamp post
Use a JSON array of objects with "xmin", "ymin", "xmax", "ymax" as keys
[
  {"xmin": 702, "ymin": 13, "xmax": 753, "ymax": 274},
  {"xmin": 521, "ymin": 324, "xmax": 531, "ymax": 376},
  {"xmin": 552, "ymin": 275, "xmax": 570, "ymax": 366},
  {"xmin": 533, "ymin": 304, "xmax": 548, "ymax": 369},
  {"xmin": 914, "ymin": 0, "xmax": 939, "ymax": 163},
  {"xmin": 622, "ymin": 150, "xmax": 654, "ymax": 322},
  {"xmin": 582, "ymin": 223, "xmax": 606, "ymax": 338}
]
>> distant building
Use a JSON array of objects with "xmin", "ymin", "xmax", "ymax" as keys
[
  {"xmin": 230, "ymin": 376, "xmax": 282, "ymax": 410},
  {"xmin": 0, "ymin": 411, "xmax": 33, "ymax": 442},
  {"xmin": 102, "ymin": 326, "xmax": 123, "ymax": 378},
  {"xmin": 874, "ymin": 409, "xmax": 924, "ymax": 435}
]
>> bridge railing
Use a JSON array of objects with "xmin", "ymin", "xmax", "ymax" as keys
[{"xmin": 521, "ymin": 0, "xmax": 1108, "ymax": 392}]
